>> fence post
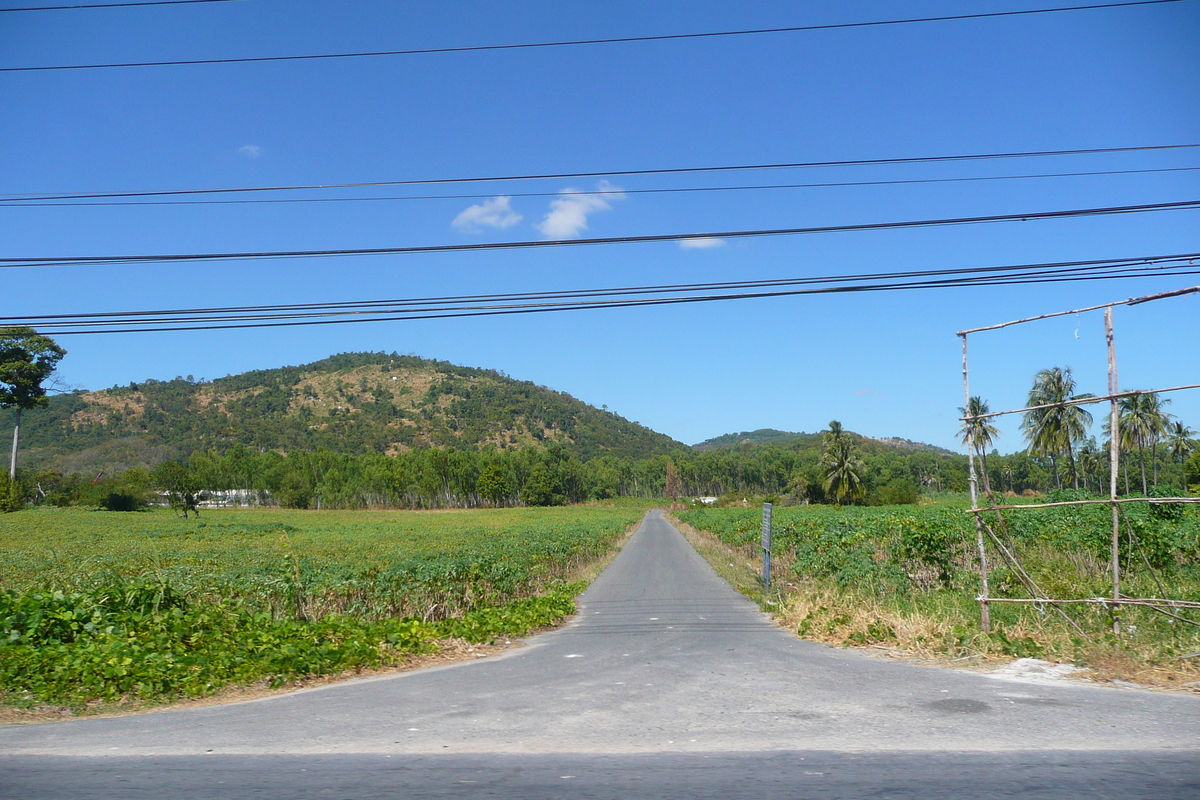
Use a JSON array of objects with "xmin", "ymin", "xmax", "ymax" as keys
[{"xmin": 761, "ymin": 502, "xmax": 773, "ymax": 591}]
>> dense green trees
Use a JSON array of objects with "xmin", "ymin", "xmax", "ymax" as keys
[
  {"xmin": 1013, "ymin": 365, "xmax": 1195, "ymax": 498},
  {"xmin": 2, "ymin": 353, "xmax": 1194, "ymax": 513},
  {"xmin": 0, "ymin": 329, "xmax": 66, "ymax": 479},
  {"xmin": 7, "ymin": 414, "xmax": 1194, "ymax": 514},
  {"xmin": 1117, "ymin": 392, "xmax": 1172, "ymax": 494}
]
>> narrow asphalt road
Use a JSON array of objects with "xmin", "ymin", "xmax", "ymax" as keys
[{"xmin": 2, "ymin": 510, "xmax": 1198, "ymax": 798}]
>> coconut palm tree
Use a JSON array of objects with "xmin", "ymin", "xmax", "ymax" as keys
[
  {"xmin": 1118, "ymin": 392, "xmax": 1171, "ymax": 494},
  {"xmin": 821, "ymin": 437, "xmax": 865, "ymax": 505},
  {"xmin": 1002, "ymin": 462, "xmax": 1015, "ymax": 493},
  {"xmin": 1020, "ymin": 367, "xmax": 1093, "ymax": 490},
  {"xmin": 959, "ymin": 396, "xmax": 1000, "ymax": 496},
  {"xmin": 1075, "ymin": 437, "xmax": 1103, "ymax": 494},
  {"xmin": 824, "ymin": 420, "xmax": 845, "ymax": 448},
  {"xmin": 1167, "ymin": 421, "xmax": 1196, "ymax": 494}
]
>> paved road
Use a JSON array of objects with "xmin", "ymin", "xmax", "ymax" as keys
[{"xmin": 2, "ymin": 510, "xmax": 1198, "ymax": 798}]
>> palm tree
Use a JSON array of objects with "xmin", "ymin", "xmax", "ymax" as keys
[
  {"xmin": 1020, "ymin": 367, "xmax": 1093, "ymax": 490},
  {"xmin": 1167, "ymin": 421, "xmax": 1196, "ymax": 494},
  {"xmin": 1075, "ymin": 437, "xmax": 1102, "ymax": 494},
  {"xmin": 821, "ymin": 436, "xmax": 865, "ymax": 505},
  {"xmin": 959, "ymin": 396, "xmax": 1000, "ymax": 496},
  {"xmin": 1002, "ymin": 462, "xmax": 1015, "ymax": 494},
  {"xmin": 1118, "ymin": 393, "xmax": 1171, "ymax": 494},
  {"xmin": 824, "ymin": 420, "xmax": 845, "ymax": 448}
]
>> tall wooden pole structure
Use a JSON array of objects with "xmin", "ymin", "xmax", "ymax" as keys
[
  {"xmin": 957, "ymin": 286, "xmax": 1198, "ymax": 636},
  {"xmin": 1105, "ymin": 307, "xmax": 1121, "ymax": 635},
  {"xmin": 961, "ymin": 334, "xmax": 990, "ymax": 632}
]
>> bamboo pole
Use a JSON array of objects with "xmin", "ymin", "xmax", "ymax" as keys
[
  {"xmin": 1106, "ymin": 306, "xmax": 1121, "ymax": 636},
  {"xmin": 957, "ymin": 382, "xmax": 1200, "ymax": 422},
  {"xmin": 956, "ymin": 285, "xmax": 1200, "ymax": 335},
  {"xmin": 978, "ymin": 596, "xmax": 1200, "ymax": 610},
  {"xmin": 962, "ymin": 334, "xmax": 990, "ymax": 633},
  {"xmin": 964, "ymin": 496, "xmax": 1200, "ymax": 513}
]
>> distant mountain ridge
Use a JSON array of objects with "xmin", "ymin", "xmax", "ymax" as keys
[
  {"xmin": 692, "ymin": 429, "xmax": 820, "ymax": 450},
  {"xmin": 694, "ymin": 428, "xmax": 954, "ymax": 456},
  {"xmin": 7, "ymin": 352, "xmax": 683, "ymax": 474}
]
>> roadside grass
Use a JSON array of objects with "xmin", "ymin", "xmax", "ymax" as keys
[
  {"xmin": 674, "ymin": 499, "xmax": 1200, "ymax": 690},
  {"xmin": 0, "ymin": 502, "xmax": 653, "ymax": 716}
]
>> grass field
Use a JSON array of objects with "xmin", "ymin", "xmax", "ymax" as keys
[
  {"xmin": 0, "ymin": 501, "xmax": 651, "ymax": 711},
  {"xmin": 677, "ymin": 498, "xmax": 1200, "ymax": 687}
]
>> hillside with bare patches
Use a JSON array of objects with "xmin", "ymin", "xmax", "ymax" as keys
[{"xmin": 11, "ymin": 353, "xmax": 681, "ymax": 474}]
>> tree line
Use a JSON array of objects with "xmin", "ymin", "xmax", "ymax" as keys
[
  {"xmin": 962, "ymin": 366, "xmax": 1198, "ymax": 498},
  {"xmin": 2, "ymin": 328, "xmax": 1197, "ymax": 512}
]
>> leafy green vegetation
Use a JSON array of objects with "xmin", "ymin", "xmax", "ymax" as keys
[
  {"xmin": 679, "ymin": 499, "xmax": 1200, "ymax": 684},
  {"xmin": 0, "ymin": 504, "xmax": 645, "ymax": 710}
]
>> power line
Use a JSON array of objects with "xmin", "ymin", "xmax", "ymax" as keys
[
  {"xmin": 6, "ymin": 166, "xmax": 1198, "ymax": 208},
  {"xmin": 13, "ymin": 253, "xmax": 1196, "ymax": 324},
  {"xmin": 9, "ymin": 253, "xmax": 1198, "ymax": 335},
  {"xmin": 0, "ymin": 0, "xmax": 235, "ymax": 11},
  {"xmin": 3, "ymin": 143, "xmax": 1195, "ymax": 203},
  {"xmin": 1, "ymin": 1, "xmax": 1187, "ymax": 72},
  {"xmin": 15, "ymin": 256, "xmax": 1199, "ymax": 330},
  {"xmin": 4, "ymin": 199, "xmax": 1197, "ymax": 268}
]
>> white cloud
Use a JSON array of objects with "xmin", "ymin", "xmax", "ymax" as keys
[
  {"xmin": 452, "ymin": 196, "xmax": 523, "ymax": 231},
  {"xmin": 679, "ymin": 237, "xmax": 725, "ymax": 250},
  {"xmin": 239, "ymin": 144, "xmax": 263, "ymax": 158},
  {"xmin": 536, "ymin": 180, "xmax": 625, "ymax": 239}
]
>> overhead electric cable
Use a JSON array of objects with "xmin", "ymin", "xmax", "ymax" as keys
[
  {"xmin": 0, "ymin": 0, "xmax": 1186, "ymax": 72},
  {"xmin": 4, "ymin": 143, "xmax": 1195, "ymax": 203},
  {"xmin": 15, "ymin": 260, "xmax": 1200, "ymax": 335},
  {"xmin": 0, "ymin": 0, "xmax": 236, "ymax": 11},
  {"xmin": 15, "ymin": 253, "xmax": 1190, "ymax": 323},
  {"xmin": 4, "ymin": 199, "xmax": 1197, "ymax": 269},
  {"xmin": 15, "ymin": 264, "xmax": 1196, "ymax": 331},
  {"xmin": 7, "ymin": 166, "xmax": 1198, "ymax": 208}
]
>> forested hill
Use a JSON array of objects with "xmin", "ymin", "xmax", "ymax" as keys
[
  {"xmin": 694, "ymin": 428, "xmax": 955, "ymax": 456},
  {"xmin": 693, "ymin": 429, "xmax": 821, "ymax": 450},
  {"xmin": 7, "ymin": 352, "xmax": 683, "ymax": 474}
]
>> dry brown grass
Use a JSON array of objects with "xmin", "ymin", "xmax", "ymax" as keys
[{"xmin": 669, "ymin": 513, "xmax": 1200, "ymax": 691}]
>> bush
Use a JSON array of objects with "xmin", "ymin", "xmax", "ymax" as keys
[
  {"xmin": 99, "ymin": 492, "xmax": 143, "ymax": 512},
  {"xmin": 0, "ymin": 472, "xmax": 22, "ymax": 513},
  {"xmin": 871, "ymin": 478, "xmax": 920, "ymax": 506}
]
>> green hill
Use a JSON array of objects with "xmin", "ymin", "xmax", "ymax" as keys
[
  {"xmin": 692, "ymin": 428, "xmax": 821, "ymax": 450},
  {"xmin": 694, "ymin": 428, "xmax": 955, "ymax": 456},
  {"xmin": 5, "ymin": 352, "xmax": 683, "ymax": 475}
]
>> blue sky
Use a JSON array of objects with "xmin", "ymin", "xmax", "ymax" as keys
[{"xmin": 1, "ymin": 0, "xmax": 1198, "ymax": 450}]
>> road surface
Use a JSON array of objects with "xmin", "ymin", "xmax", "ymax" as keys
[{"xmin": 2, "ymin": 510, "xmax": 1197, "ymax": 798}]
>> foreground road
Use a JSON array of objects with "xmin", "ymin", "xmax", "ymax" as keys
[{"xmin": 2, "ymin": 510, "xmax": 1197, "ymax": 798}]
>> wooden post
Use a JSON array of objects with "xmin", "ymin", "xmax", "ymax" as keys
[
  {"xmin": 761, "ymin": 502, "xmax": 773, "ymax": 591},
  {"xmin": 962, "ymin": 334, "xmax": 990, "ymax": 632},
  {"xmin": 1106, "ymin": 307, "xmax": 1121, "ymax": 635}
]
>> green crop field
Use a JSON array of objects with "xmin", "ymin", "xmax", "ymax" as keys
[
  {"xmin": 0, "ymin": 502, "xmax": 651, "ymax": 710},
  {"xmin": 679, "ymin": 499, "xmax": 1200, "ymax": 685}
]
